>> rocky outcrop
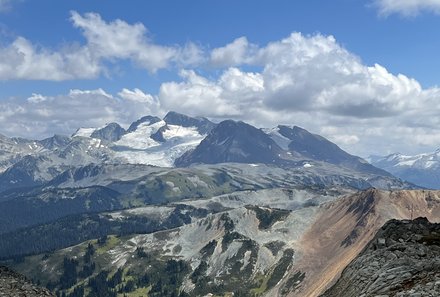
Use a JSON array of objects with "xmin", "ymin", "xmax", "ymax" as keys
[
  {"xmin": 321, "ymin": 217, "xmax": 440, "ymax": 297},
  {"xmin": 0, "ymin": 265, "xmax": 54, "ymax": 296}
]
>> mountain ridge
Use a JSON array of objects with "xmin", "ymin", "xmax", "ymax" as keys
[
  {"xmin": 371, "ymin": 150, "xmax": 440, "ymax": 189},
  {"xmin": 0, "ymin": 111, "xmax": 404, "ymax": 192}
]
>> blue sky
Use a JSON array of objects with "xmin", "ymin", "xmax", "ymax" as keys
[{"xmin": 1, "ymin": 0, "xmax": 440, "ymax": 156}]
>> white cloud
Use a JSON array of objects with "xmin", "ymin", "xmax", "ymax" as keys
[
  {"xmin": 0, "ymin": 11, "xmax": 203, "ymax": 80},
  {"xmin": 0, "ymin": 37, "xmax": 100, "ymax": 80},
  {"xmin": 210, "ymin": 37, "xmax": 256, "ymax": 66},
  {"xmin": 27, "ymin": 93, "xmax": 47, "ymax": 103},
  {"xmin": 0, "ymin": 88, "xmax": 160, "ymax": 138},
  {"xmin": 70, "ymin": 11, "xmax": 178, "ymax": 72},
  {"xmin": 374, "ymin": 0, "xmax": 440, "ymax": 16},
  {"xmin": 69, "ymin": 88, "xmax": 113, "ymax": 98},
  {"xmin": 118, "ymin": 88, "xmax": 161, "ymax": 116},
  {"xmin": 158, "ymin": 68, "xmax": 264, "ymax": 117}
]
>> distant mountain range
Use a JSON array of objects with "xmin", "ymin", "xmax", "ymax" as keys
[
  {"xmin": 0, "ymin": 111, "xmax": 404, "ymax": 191},
  {"xmin": 370, "ymin": 150, "xmax": 440, "ymax": 189}
]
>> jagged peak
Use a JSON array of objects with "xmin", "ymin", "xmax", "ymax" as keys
[{"xmin": 127, "ymin": 115, "xmax": 162, "ymax": 133}]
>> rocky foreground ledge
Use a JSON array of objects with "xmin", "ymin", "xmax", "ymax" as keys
[
  {"xmin": 322, "ymin": 217, "xmax": 440, "ymax": 297},
  {"xmin": 0, "ymin": 266, "xmax": 54, "ymax": 297}
]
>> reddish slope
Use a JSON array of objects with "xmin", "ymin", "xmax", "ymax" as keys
[{"xmin": 268, "ymin": 189, "xmax": 440, "ymax": 297}]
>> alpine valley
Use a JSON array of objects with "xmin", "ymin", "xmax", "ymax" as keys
[{"xmin": 1, "ymin": 111, "xmax": 439, "ymax": 297}]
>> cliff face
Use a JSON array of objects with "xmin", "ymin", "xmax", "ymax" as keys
[
  {"xmin": 321, "ymin": 217, "xmax": 440, "ymax": 297},
  {"xmin": 0, "ymin": 266, "xmax": 54, "ymax": 297}
]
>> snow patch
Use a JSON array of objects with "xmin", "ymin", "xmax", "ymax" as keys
[{"xmin": 264, "ymin": 127, "xmax": 291, "ymax": 150}]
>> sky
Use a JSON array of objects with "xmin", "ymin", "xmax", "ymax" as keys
[{"xmin": 1, "ymin": 0, "xmax": 440, "ymax": 157}]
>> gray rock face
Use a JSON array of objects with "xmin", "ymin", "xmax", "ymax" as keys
[
  {"xmin": 90, "ymin": 122, "xmax": 126, "ymax": 142},
  {"xmin": 126, "ymin": 115, "xmax": 162, "ymax": 133},
  {"xmin": 0, "ymin": 266, "xmax": 54, "ymax": 296},
  {"xmin": 175, "ymin": 120, "xmax": 287, "ymax": 166},
  {"xmin": 163, "ymin": 111, "xmax": 216, "ymax": 134},
  {"xmin": 38, "ymin": 134, "xmax": 70, "ymax": 150},
  {"xmin": 322, "ymin": 217, "xmax": 440, "ymax": 297}
]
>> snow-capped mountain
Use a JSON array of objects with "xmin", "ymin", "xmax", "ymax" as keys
[
  {"xmin": 70, "ymin": 111, "xmax": 216, "ymax": 167},
  {"xmin": 0, "ymin": 134, "xmax": 44, "ymax": 173},
  {"xmin": 0, "ymin": 136, "xmax": 114, "ymax": 191},
  {"xmin": 370, "ymin": 150, "xmax": 440, "ymax": 189},
  {"xmin": 0, "ymin": 111, "xmax": 413, "ymax": 194}
]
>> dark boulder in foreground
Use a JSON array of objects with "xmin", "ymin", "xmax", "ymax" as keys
[{"xmin": 322, "ymin": 217, "xmax": 440, "ymax": 297}]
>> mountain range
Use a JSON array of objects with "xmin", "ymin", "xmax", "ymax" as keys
[
  {"xmin": 370, "ymin": 150, "xmax": 440, "ymax": 189},
  {"xmin": 0, "ymin": 111, "xmax": 410, "ymax": 193},
  {"xmin": 1, "ymin": 111, "xmax": 437, "ymax": 297}
]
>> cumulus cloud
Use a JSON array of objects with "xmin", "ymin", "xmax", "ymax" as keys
[
  {"xmin": 0, "ymin": 88, "xmax": 160, "ymax": 138},
  {"xmin": 0, "ymin": 37, "xmax": 100, "ymax": 80},
  {"xmin": 374, "ymin": 0, "xmax": 440, "ymax": 16},
  {"xmin": 210, "ymin": 37, "xmax": 257, "ymax": 66},
  {"xmin": 0, "ymin": 11, "xmax": 202, "ymax": 80},
  {"xmin": 118, "ymin": 88, "xmax": 161, "ymax": 115},
  {"xmin": 158, "ymin": 68, "xmax": 264, "ymax": 117},
  {"xmin": 70, "ymin": 11, "xmax": 178, "ymax": 72}
]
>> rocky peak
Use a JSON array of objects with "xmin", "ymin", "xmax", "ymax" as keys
[
  {"xmin": 174, "ymin": 120, "xmax": 285, "ymax": 166},
  {"xmin": 90, "ymin": 123, "xmax": 126, "ymax": 142},
  {"xmin": 127, "ymin": 115, "xmax": 162, "ymax": 133},
  {"xmin": 39, "ymin": 134, "xmax": 71, "ymax": 150},
  {"xmin": 163, "ymin": 111, "xmax": 215, "ymax": 134},
  {"xmin": 322, "ymin": 217, "xmax": 440, "ymax": 297}
]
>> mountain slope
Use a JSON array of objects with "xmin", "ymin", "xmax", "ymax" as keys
[
  {"xmin": 279, "ymin": 189, "xmax": 440, "ymax": 297},
  {"xmin": 163, "ymin": 111, "xmax": 216, "ymax": 134},
  {"xmin": 38, "ymin": 134, "xmax": 70, "ymax": 151},
  {"xmin": 113, "ymin": 113, "xmax": 213, "ymax": 167},
  {"xmin": 90, "ymin": 122, "xmax": 126, "ymax": 142},
  {"xmin": 0, "ymin": 266, "xmax": 54, "ymax": 296},
  {"xmin": 176, "ymin": 121, "xmax": 396, "ymax": 184},
  {"xmin": 0, "ymin": 137, "xmax": 113, "ymax": 193},
  {"xmin": 175, "ymin": 120, "xmax": 288, "ymax": 166},
  {"xmin": 0, "ymin": 134, "xmax": 44, "ymax": 173},
  {"xmin": 270, "ymin": 125, "xmax": 391, "ymax": 176},
  {"xmin": 126, "ymin": 115, "xmax": 161, "ymax": 133},
  {"xmin": 321, "ymin": 217, "xmax": 440, "ymax": 297},
  {"xmin": 9, "ymin": 189, "xmax": 440, "ymax": 297}
]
